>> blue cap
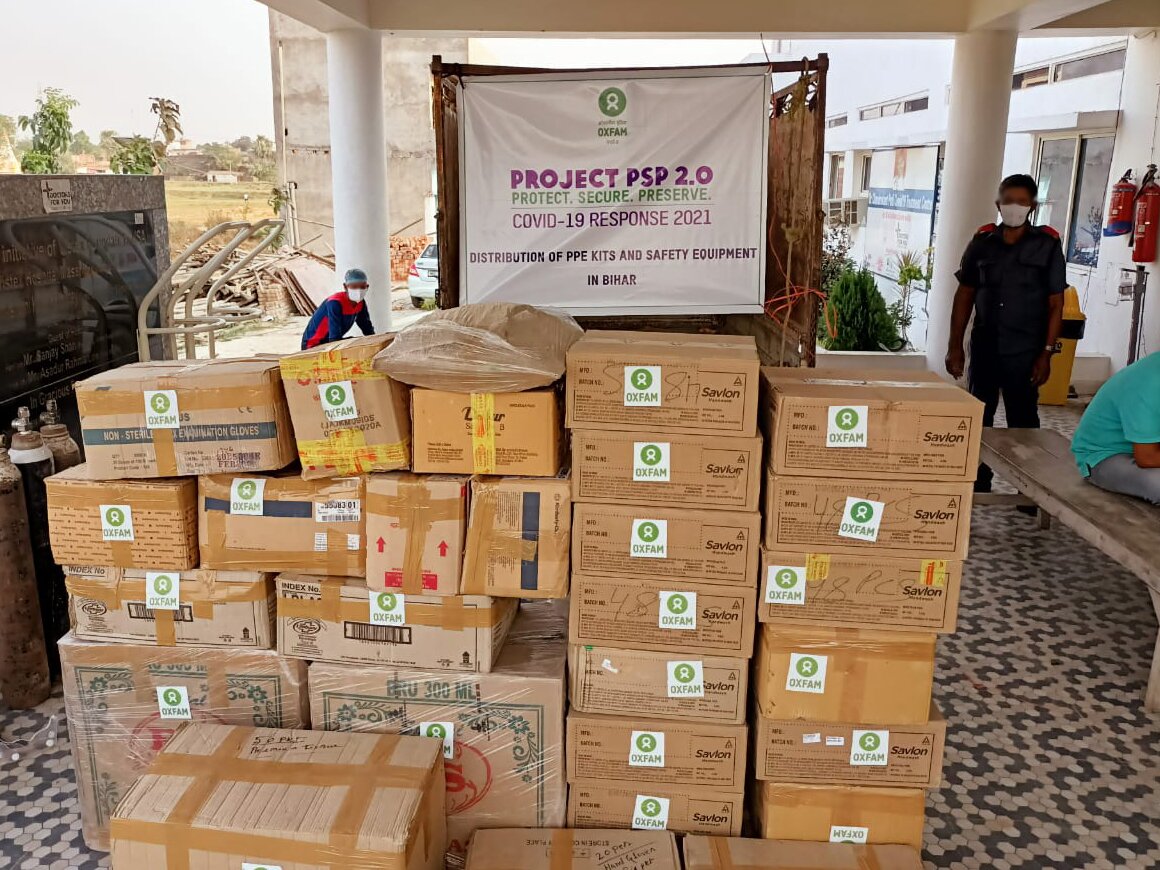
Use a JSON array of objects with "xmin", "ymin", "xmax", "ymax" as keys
[{"xmin": 344, "ymin": 267, "xmax": 369, "ymax": 285}]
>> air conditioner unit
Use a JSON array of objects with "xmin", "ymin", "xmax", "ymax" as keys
[{"xmin": 825, "ymin": 197, "xmax": 866, "ymax": 226}]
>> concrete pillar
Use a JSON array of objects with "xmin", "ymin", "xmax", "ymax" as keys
[
  {"xmin": 326, "ymin": 28, "xmax": 392, "ymax": 330},
  {"xmin": 926, "ymin": 30, "xmax": 1018, "ymax": 376}
]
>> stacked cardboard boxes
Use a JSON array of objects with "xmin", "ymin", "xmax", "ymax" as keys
[
  {"xmin": 752, "ymin": 367, "xmax": 983, "ymax": 850},
  {"xmin": 564, "ymin": 331, "xmax": 763, "ymax": 836}
]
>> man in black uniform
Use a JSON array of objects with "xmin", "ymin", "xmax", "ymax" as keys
[{"xmin": 945, "ymin": 173, "xmax": 1066, "ymax": 492}]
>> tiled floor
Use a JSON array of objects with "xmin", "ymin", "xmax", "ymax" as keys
[{"xmin": 2, "ymin": 406, "xmax": 1158, "ymax": 869}]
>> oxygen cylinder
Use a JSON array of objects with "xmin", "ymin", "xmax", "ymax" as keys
[
  {"xmin": 0, "ymin": 443, "xmax": 51, "ymax": 708},
  {"xmin": 38, "ymin": 400, "xmax": 81, "ymax": 472}
]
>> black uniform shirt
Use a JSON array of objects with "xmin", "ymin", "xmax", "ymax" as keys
[{"xmin": 955, "ymin": 223, "xmax": 1067, "ymax": 357}]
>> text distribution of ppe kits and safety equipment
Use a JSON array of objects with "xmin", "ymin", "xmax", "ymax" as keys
[{"xmin": 459, "ymin": 67, "xmax": 770, "ymax": 312}]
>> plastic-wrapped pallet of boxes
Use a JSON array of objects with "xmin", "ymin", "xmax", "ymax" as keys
[
  {"xmin": 564, "ymin": 330, "xmax": 763, "ymax": 836},
  {"xmin": 751, "ymin": 367, "xmax": 983, "ymax": 852}
]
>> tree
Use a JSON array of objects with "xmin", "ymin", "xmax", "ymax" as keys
[
  {"xmin": 109, "ymin": 136, "xmax": 157, "ymax": 174},
  {"xmin": 0, "ymin": 114, "xmax": 16, "ymax": 144},
  {"xmin": 98, "ymin": 129, "xmax": 120, "ymax": 158},
  {"xmin": 70, "ymin": 130, "xmax": 98, "ymax": 155},
  {"xmin": 150, "ymin": 97, "xmax": 182, "ymax": 151},
  {"xmin": 230, "ymin": 135, "xmax": 254, "ymax": 153},
  {"xmin": 820, "ymin": 267, "xmax": 901, "ymax": 352},
  {"xmin": 202, "ymin": 142, "xmax": 244, "ymax": 173},
  {"xmin": 18, "ymin": 88, "xmax": 78, "ymax": 173}
]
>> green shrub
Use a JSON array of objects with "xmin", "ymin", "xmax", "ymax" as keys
[{"xmin": 821, "ymin": 267, "xmax": 901, "ymax": 352}]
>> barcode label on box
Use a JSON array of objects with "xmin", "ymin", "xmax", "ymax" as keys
[{"xmin": 315, "ymin": 499, "xmax": 361, "ymax": 523}]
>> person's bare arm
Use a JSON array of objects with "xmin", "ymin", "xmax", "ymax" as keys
[
  {"xmin": 944, "ymin": 284, "xmax": 975, "ymax": 378},
  {"xmin": 1133, "ymin": 442, "xmax": 1160, "ymax": 469}
]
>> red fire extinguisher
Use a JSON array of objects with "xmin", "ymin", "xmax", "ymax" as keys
[
  {"xmin": 1103, "ymin": 169, "xmax": 1136, "ymax": 237},
  {"xmin": 1133, "ymin": 164, "xmax": 1160, "ymax": 264}
]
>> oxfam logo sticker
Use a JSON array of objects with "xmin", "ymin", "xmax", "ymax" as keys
[
  {"xmin": 146, "ymin": 571, "xmax": 180, "ymax": 611},
  {"xmin": 369, "ymin": 590, "xmax": 406, "ymax": 626},
  {"xmin": 230, "ymin": 478, "xmax": 266, "ymax": 515},
  {"xmin": 242, "ymin": 864, "xmax": 284, "ymax": 870},
  {"xmin": 786, "ymin": 653, "xmax": 828, "ymax": 694},
  {"xmin": 420, "ymin": 721, "xmax": 455, "ymax": 759},
  {"xmin": 633, "ymin": 441, "xmax": 670, "ymax": 482},
  {"xmin": 827, "ymin": 404, "xmax": 868, "ymax": 447},
  {"xmin": 99, "ymin": 504, "xmax": 134, "ymax": 541},
  {"xmin": 839, "ymin": 496, "xmax": 885, "ymax": 542},
  {"xmin": 143, "ymin": 389, "xmax": 180, "ymax": 429},
  {"xmin": 829, "ymin": 826, "xmax": 869, "ymax": 844},
  {"xmin": 599, "ymin": 87, "xmax": 627, "ymax": 117},
  {"xmin": 666, "ymin": 660, "xmax": 704, "ymax": 698},
  {"xmin": 658, "ymin": 590, "xmax": 696, "ymax": 630},
  {"xmin": 156, "ymin": 685, "xmax": 191, "ymax": 719},
  {"xmin": 624, "ymin": 365, "xmax": 661, "ymax": 407},
  {"xmin": 632, "ymin": 795, "xmax": 670, "ymax": 830},
  {"xmin": 851, "ymin": 729, "xmax": 889, "ymax": 766},
  {"xmin": 631, "ymin": 518, "xmax": 667, "ymax": 558},
  {"xmin": 765, "ymin": 565, "xmax": 806, "ymax": 607},
  {"xmin": 318, "ymin": 379, "xmax": 357, "ymax": 421},
  {"xmin": 238, "ymin": 481, "xmax": 257, "ymax": 500},
  {"xmin": 629, "ymin": 730, "xmax": 665, "ymax": 768}
]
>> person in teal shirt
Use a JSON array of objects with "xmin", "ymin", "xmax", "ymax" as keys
[{"xmin": 1072, "ymin": 351, "xmax": 1160, "ymax": 503}]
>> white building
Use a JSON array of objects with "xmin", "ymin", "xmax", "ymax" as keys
[{"xmin": 804, "ymin": 35, "xmax": 1151, "ymax": 374}]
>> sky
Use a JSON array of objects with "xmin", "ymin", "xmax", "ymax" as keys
[{"xmin": 0, "ymin": 0, "xmax": 274, "ymax": 144}]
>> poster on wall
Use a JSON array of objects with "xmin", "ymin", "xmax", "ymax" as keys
[
  {"xmin": 458, "ymin": 66, "xmax": 770, "ymax": 314},
  {"xmin": 864, "ymin": 145, "xmax": 939, "ymax": 281}
]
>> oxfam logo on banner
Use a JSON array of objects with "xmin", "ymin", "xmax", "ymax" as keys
[
  {"xmin": 599, "ymin": 87, "xmax": 627, "ymax": 117},
  {"xmin": 839, "ymin": 496, "xmax": 885, "ymax": 542},
  {"xmin": 623, "ymin": 365, "xmax": 661, "ymax": 407},
  {"xmin": 765, "ymin": 565, "xmax": 807, "ymax": 607},
  {"xmin": 658, "ymin": 590, "xmax": 696, "ymax": 630},
  {"xmin": 369, "ymin": 590, "xmax": 406, "ymax": 626},
  {"xmin": 319, "ymin": 379, "xmax": 357, "ymax": 422},
  {"xmin": 786, "ymin": 652, "xmax": 828, "ymax": 694},
  {"xmin": 100, "ymin": 504, "xmax": 134, "ymax": 541}
]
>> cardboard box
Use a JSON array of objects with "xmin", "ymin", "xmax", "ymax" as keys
[
  {"xmin": 66, "ymin": 568, "xmax": 274, "ymax": 648},
  {"xmin": 59, "ymin": 632, "xmax": 308, "ymax": 851},
  {"xmin": 277, "ymin": 573, "xmax": 518, "ymax": 672},
  {"xmin": 683, "ymin": 836, "xmax": 923, "ymax": 870},
  {"xmin": 571, "ymin": 429, "xmax": 763, "ymax": 511},
  {"xmin": 280, "ymin": 334, "xmax": 412, "ymax": 478},
  {"xmin": 753, "ymin": 703, "xmax": 947, "ymax": 788},
  {"xmin": 759, "ymin": 550, "xmax": 962, "ymax": 633},
  {"xmin": 570, "ymin": 574, "xmax": 757, "ymax": 657},
  {"xmin": 462, "ymin": 475, "xmax": 571, "ymax": 598},
  {"xmin": 569, "ymin": 644, "xmax": 748, "ymax": 724},
  {"xmin": 566, "ymin": 330, "xmax": 760, "ymax": 435},
  {"xmin": 753, "ymin": 782, "xmax": 926, "ymax": 850},
  {"xmin": 46, "ymin": 464, "xmax": 198, "ymax": 569},
  {"xmin": 467, "ymin": 829, "xmax": 680, "ymax": 870},
  {"xmin": 309, "ymin": 603, "xmax": 566, "ymax": 856},
  {"xmin": 568, "ymin": 782, "xmax": 744, "ymax": 836},
  {"xmin": 109, "ymin": 723, "xmax": 445, "ymax": 870},
  {"xmin": 573, "ymin": 503, "xmax": 760, "ymax": 586},
  {"xmin": 411, "ymin": 388, "xmax": 561, "ymax": 476},
  {"xmin": 75, "ymin": 357, "xmax": 295, "ymax": 478},
  {"xmin": 761, "ymin": 367, "xmax": 984, "ymax": 481},
  {"xmin": 763, "ymin": 474, "xmax": 973, "ymax": 559},
  {"xmin": 754, "ymin": 626, "xmax": 936, "ymax": 725},
  {"xmin": 366, "ymin": 473, "xmax": 468, "ymax": 595},
  {"xmin": 199, "ymin": 472, "xmax": 365, "ymax": 576},
  {"xmin": 567, "ymin": 711, "xmax": 747, "ymax": 792}
]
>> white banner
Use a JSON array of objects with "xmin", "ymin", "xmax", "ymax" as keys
[
  {"xmin": 458, "ymin": 67, "xmax": 770, "ymax": 314},
  {"xmin": 864, "ymin": 145, "xmax": 939, "ymax": 281}
]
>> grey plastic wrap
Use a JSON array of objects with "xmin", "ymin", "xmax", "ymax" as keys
[
  {"xmin": 372, "ymin": 302, "xmax": 583, "ymax": 393},
  {"xmin": 307, "ymin": 600, "xmax": 568, "ymax": 867}
]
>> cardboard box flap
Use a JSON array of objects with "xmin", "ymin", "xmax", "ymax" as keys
[
  {"xmin": 111, "ymin": 723, "xmax": 443, "ymax": 861},
  {"xmin": 761, "ymin": 365, "xmax": 944, "ymax": 387},
  {"xmin": 683, "ymin": 836, "xmax": 924, "ymax": 870},
  {"xmin": 572, "ymin": 330, "xmax": 758, "ymax": 361},
  {"xmin": 467, "ymin": 829, "xmax": 680, "ymax": 870},
  {"xmin": 285, "ymin": 332, "xmax": 395, "ymax": 359},
  {"xmin": 76, "ymin": 356, "xmax": 284, "ymax": 389}
]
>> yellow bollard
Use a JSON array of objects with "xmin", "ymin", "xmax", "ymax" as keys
[{"xmin": 1040, "ymin": 287, "xmax": 1085, "ymax": 405}]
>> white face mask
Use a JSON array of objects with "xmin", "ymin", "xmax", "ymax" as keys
[
  {"xmin": 346, "ymin": 288, "xmax": 365, "ymax": 303},
  {"xmin": 998, "ymin": 203, "xmax": 1032, "ymax": 227}
]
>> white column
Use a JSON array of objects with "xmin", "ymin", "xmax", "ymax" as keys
[
  {"xmin": 926, "ymin": 30, "xmax": 1018, "ymax": 376},
  {"xmin": 327, "ymin": 28, "xmax": 392, "ymax": 331}
]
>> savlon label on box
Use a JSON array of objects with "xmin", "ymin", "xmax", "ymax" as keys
[
  {"xmin": 838, "ymin": 497, "xmax": 884, "ymax": 542},
  {"xmin": 631, "ymin": 518, "xmax": 668, "ymax": 558},
  {"xmin": 629, "ymin": 730, "xmax": 666, "ymax": 768},
  {"xmin": 658, "ymin": 591, "xmax": 697, "ymax": 630},
  {"xmin": 145, "ymin": 571, "xmax": 180, "ymax": 611},
  {"xmin": 156, "ymin": 685, "xmax": 191, "ymax": 720},
  {"xmin": 667, "ymin": 660, "xmax": 704, "ymax": 698},
  {"xmin": 319, "ymin": 379, "xmax": 358, "ymax": 421},
  {"xmin": 850, "ymin": 730, "xmax": 890, "ymax": 766},
  {"xmin": 230, "ymin": 478, "xmax": 266, "ymax": 515},
  {"xmin": 826, "ymin": 405, "xmax": 868, "ymax": 448},
  {"xmin": 830, "ymin": 826, "xmax": 870, "ymax": 844},
  {"xmin": 632, "ymin": 794, "xmax": 670, "ymax": 830},
  {"xmin": 624, "ymin": 366, "xmax": 662, "ymax": 407},
  {"xmin": 420, "ymin": 721, "xmax": 455, "ymax": 759},
  {"xmin": 765, "ymin": 565, "xmax": 807, "ymax": 606},
  {"xmin": 633, "ymin": 441, "xmax": 671, "ymax": 481},
  {"xmin": 369, "ymin": 591, "xmax": 406, "ymax": 626},
  {"xmin": 143, "ymin": 389, "xmax": 180, "ymax": 429},
  {"xmin": 786, "ymin": 653, "xmax": 827, "ymax": 694},
  {"xmin": 99, "ymin": 504, "xmax": 135, "ymax": 541}
]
